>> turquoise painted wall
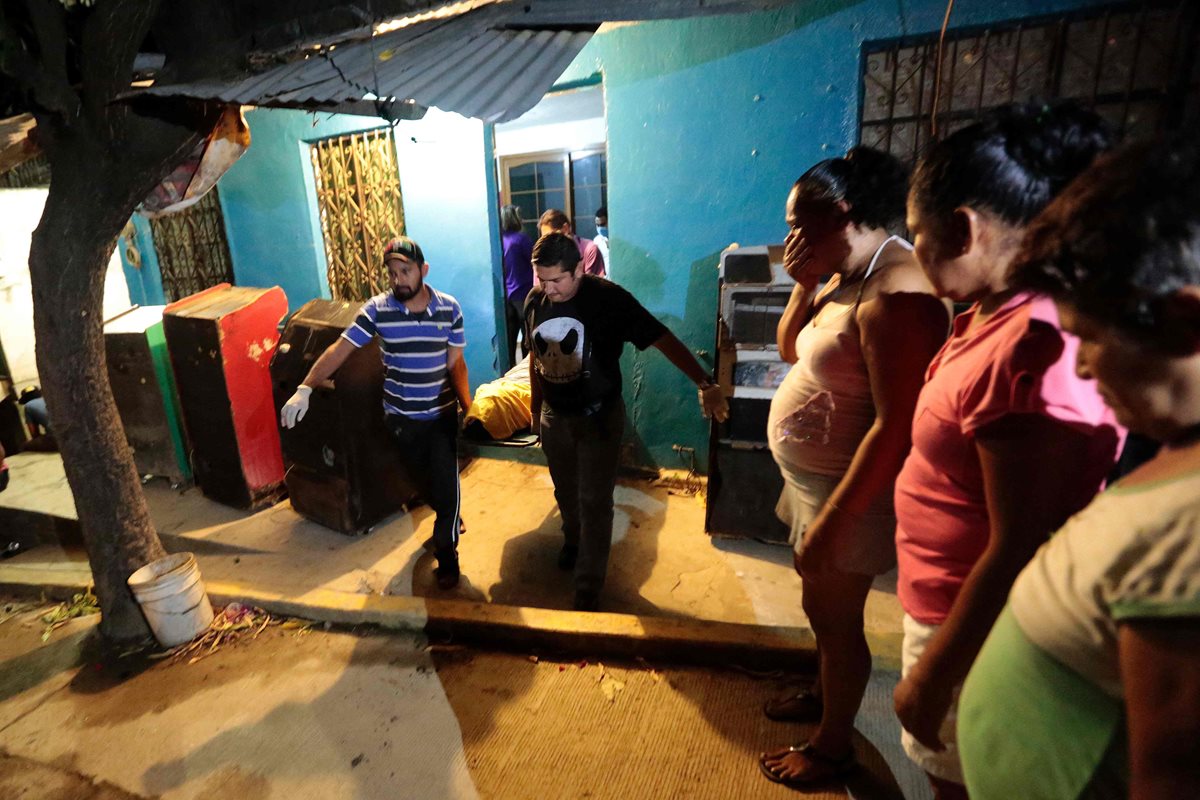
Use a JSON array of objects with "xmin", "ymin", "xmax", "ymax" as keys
[
  {"xmin": 145, "ymin": 108, "xmax": 505, "ymax": 392},
  {"xmin": 555, "ymin": 0, "xmax": 1110, "ymax": 470},
  {"xmin": 119, "ymin": 215, "xmax": 166, "ymax": 306},
  {"xmin": 118, "ymin": 0, "xmax": 1114, "ymax": 470},
  {"xmin": 390, "ymin": 110, "xmax": 505, "ymax": 387}
]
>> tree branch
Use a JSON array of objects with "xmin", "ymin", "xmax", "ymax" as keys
[
  {"xmin": 0, "ymin": 1, "xmax": 80, "ymax": 118},
  {"xmin": 81, "ymin": 0, "xmax": 161, "ymax": 135},
  {"xmin": 25, "ymin": 0, "xmax": 70, "ymax": 86}
]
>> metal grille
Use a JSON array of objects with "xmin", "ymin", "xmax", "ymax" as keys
[
  {"xmin": 149, "ymin": 188, "xmax": 236, "ymax": 302},
  {"xmin": 310, "ymin": 128, "xmax": 406, "ymax": 302},
  {"xmin": 860, "ymin": 1, "xmax": 1200, "ymax": 162},
  {"xmin": 0, "ymin": 155, "xmax": 51, "ymax": 188}
]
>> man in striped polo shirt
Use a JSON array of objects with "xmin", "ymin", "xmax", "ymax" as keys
[{"xmin": 281, "ymin": 236, "xmax": 471, "ymax": 589}]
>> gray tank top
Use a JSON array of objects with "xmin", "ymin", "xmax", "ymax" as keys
[{"xmin": 767, "ymin": 236, "xmax": 912, "ymax": 484}]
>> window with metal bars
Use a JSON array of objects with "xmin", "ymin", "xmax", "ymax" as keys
[
  {"xmin": 0, "ymin": 155, "xmax": 50, "ymax": 188},
  {"xmin": 148, "ymin": 188, "xmax": 236, "ymax": 303},
  {"xmin": 309, "ymin": 128, "xmax": 406, "ymax": 302},
  {"xmin": 858, "ymin": 1, "xmax": 1200, "ymax": 163}
]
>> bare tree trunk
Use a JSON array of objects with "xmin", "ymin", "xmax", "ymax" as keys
[
  {"xmin": 27, "ymin": 156, "xmax": 161, "ymax": 640},
  {"xmin": 0, "ymin": 0, "xmax": 223, "ymax": 642},
  {"xmin": 28, "ymin": 119, "xmax": 205, "ymax": 641}
]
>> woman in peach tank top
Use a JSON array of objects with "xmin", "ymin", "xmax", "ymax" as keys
[{"xmin": 759, "ymin": 148, "xmax": 949, "ymax": 789}]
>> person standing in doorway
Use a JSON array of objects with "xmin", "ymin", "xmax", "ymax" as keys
[
  {"xmin": 593, "ymin": 206, "xmax": 610, "ymax": 278},
  {"xmin": 500, "ymin": 205, "xmax": 534, "ymax": 366},
  {"xmin": 539, "ymin": 209, "xmax": 605, "ymax": 278},
  {"xmin": 526, "ymin": 232, "xmax": 727, "ymax": 611},
  {"xmin": 281, "ymin": 236, "xmax": 471, "ymax": 590}
]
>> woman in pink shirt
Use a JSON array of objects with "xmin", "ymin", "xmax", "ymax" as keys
[{"xmin": 893, "ymin": 104, "xmax": 1124, "ymax": 799}]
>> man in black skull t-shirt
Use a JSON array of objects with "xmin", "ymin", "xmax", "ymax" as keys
[{"xmin": 525, "ymin": 233, "xmax": 729, "ymax": 611}]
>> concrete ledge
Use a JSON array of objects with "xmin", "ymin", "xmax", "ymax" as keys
[
  {"xmin": 0, "ymin": 562, "xmax": 832, "ymax": 670},
  {"xmin": 209, "ymin": 583, "xmax": 429, "ymax": 632},
  {"xmin": 0, "ymin": 563, "xmax": 910, "ymax": 670},
  {"xmin": 421, "ymin": 597, "xmax": 817, "ymax": 671},
  {"xmin": 0, "ymin": 508, "xmax": 83, "ymax": 549}
]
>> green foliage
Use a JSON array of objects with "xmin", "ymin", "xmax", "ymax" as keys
[{"xmin": 41, "ymin": 588, "xmax": 101, "ymax": 640}]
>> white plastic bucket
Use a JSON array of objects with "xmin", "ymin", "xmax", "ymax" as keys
[{"xmin": 127, "ymin": 552, "xmax": 214, "ymax": 647}]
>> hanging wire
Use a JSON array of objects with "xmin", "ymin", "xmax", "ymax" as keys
[
  {"xmin": 930, "ymin": 0, "xmax": 957, "ymax": 138},
  {"xmin": 365, "ymin": 0, "xmax": 391, "ymax": 121}
]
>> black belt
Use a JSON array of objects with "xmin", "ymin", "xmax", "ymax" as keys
[{"xmin": 544, "ymin": 399, "xmax": 607, "ymax": 417}]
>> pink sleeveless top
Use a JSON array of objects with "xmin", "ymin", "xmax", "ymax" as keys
[
  {"xmin": 767, "ymin": 237, "xmax": 909, "ymax": 497},
  {"xmin": 768, "ymin": 311, "xmax": 876, "ymax": 479}
]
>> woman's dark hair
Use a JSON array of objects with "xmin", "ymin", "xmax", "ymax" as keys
[
  {"xmin": 791, "ymin": 146, "xmax": 910, "ymax": 232},
  {"xmin": 500, "ymin": 204, "xmax": 523, "ymax": 234},
  {"xmin": 532, "ymin": 232, "xmax": 581, "ymax": 271},
  {"xmin": 911, "ymin": 102, "xmax": 1113, "ymax": 228},
  {"xmin": 1012, "ymin": 134, "xmax": 1200, "ymax": 350}
]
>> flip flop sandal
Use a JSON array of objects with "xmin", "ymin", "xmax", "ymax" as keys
[
  {"xmin": 759, "ymin": 743, "xmax": 857, "ymax": 789},
  {"xmin": 763, "ymin": 688, "xmax": 823, "ymax": 722}
]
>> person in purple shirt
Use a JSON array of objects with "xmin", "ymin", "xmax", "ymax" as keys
[
  {"xmin": 500, "ymin": 205, "xmax": 534, "ymax": 365},
  {"xmin": 539, "ymin": 208, "xmax": 605, "ymax": 278}
]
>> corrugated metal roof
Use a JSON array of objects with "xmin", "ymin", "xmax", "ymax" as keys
[
  {"xmin": 137, "ymin": 4, "xmax": 591, "ymax": 122},
  {"xmin": 132, "ymin": 0, "xmax": 785, "ymax": 123}
]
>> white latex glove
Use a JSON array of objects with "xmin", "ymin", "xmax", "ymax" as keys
[
  {"xmin": 281, "ymin": 385, "xmax": 312, "ymax": 429},
  {"xmin": 699, "ymin": 383, "xmax": 729, "ymax": 423}
]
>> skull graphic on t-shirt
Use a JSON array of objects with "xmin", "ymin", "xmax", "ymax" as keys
[{"xmin": 532, "ymin": 317, "xmax": 585, "ymax": 384}]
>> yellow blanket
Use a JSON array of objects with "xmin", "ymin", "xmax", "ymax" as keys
[{"xmin": 465, "ymin": 356, "xmax": 533, "ymax": 439}]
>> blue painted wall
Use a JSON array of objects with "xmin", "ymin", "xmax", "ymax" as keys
[
  {"xmin": 119, "ymin": 0, "xmax": 1114, "ymax": 469},
  {"xmin": 126, "ymin": 107, "xmax": 505, "ymax": 392},
  {"xmin": 119, "ymin": 215, "xmax": 166, "ymax": 306},
  {"xmin": 554, "ymin": 0, "xmax": 1110, "ymax": 469}
]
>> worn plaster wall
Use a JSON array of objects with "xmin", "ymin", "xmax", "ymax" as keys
[
  {"xmin": 0, "ymin": 189, "xmax": 131, "ymax": 391},
  {"xmin": 556, "ymin": 0, "xmax": 1110, "ymax": 469}
]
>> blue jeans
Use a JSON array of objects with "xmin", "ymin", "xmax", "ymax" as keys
[{"xmin": 24, "ymin": 397, "xmax": 50, "ymax": 432}]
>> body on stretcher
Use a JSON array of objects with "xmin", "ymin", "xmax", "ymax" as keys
[{"xmin": 462, "ymin": 355, "xmax": 534, "ymax": 443}]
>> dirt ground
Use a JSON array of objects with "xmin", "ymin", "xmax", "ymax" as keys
[{"xmin": 0, "ymin": 596, "xmax": 917, "ymax": 800}]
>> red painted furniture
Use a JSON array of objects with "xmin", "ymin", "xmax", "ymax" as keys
[{"xmin": 163, "ymin": 284, "xmax": 288, "ymax": 509}]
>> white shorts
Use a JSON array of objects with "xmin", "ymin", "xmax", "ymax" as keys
[{"xmin": 900, "ymin": 614, "xmax": 965, "ymax": 784}]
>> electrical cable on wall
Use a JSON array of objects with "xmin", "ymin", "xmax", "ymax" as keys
[
  {"xmin": 366, "ymin": 0, "xmax": 389, "ymax": 122},
  {"xmin": 931, "ymin": 0, "xmax": 957, "ymax": 138}
]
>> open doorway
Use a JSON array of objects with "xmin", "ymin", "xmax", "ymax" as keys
[{"xmin": 492, "ymin": 83, "xmax": 608, "ymax": 367}]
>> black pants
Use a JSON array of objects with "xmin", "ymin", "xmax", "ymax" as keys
[
  {"xmin": 385, "ymin": 412, "xmax": 460, "ymax": 567},
  {"xmin": 504, "ymin": 296, "xmax": 527, "ymax": 367},
  {"xmin": 540, "ymin": 400, "xmax": 625, "ymax": 593}
]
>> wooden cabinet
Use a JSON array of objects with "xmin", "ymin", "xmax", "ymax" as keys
[
  {"xmin": 163, "ymin": 284, "xmax": 287, "ymax": 509},
  {"xmin": 104, "ymin": 306, "xmax": 191, "ymax": 486},
  {"xmin": 271, "ymin": 299, "xmax": 421, "ymax": 534}
]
